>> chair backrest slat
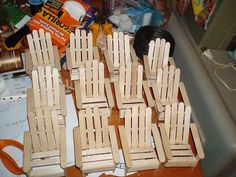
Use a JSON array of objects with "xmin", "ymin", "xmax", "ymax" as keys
[
  {"xmin": 98, "ymin": 62, "xmax": 104, "ymax": 97},
  {"xmin": 85, "ymin": 61, "xmax": 92, "ymax": 97},
  {"xmin": 79, "ymin": 110, "xmax": 88, "ymax": 150},
  {"xmin": 86, "ymin": 107, "xmax": 96, "ymax": 149},
  {"xmin": 165, "ymin": 103, "xmax": 191, "ymax": 145},
  {"xmin": 94, "ymin": 107, "xmax": 102, "ymax": 148}
]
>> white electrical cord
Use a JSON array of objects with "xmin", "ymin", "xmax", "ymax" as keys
[{"xmin": 202, "ymin": 49, "xmax": 236, "ymax": 91}]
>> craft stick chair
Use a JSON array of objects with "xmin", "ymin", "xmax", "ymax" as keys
[
  {"xmin": 159, "ymin": 102, "xmax": 205, "ymax": 167},
  {"xmin": 103, "ymin": 31, "xmax": 138, "ymax": 82},
  {"xmin": 151, "ymin": 65, "xmax": 190, "ymax": 115},
  {"xmin": 73, "ymin": 107, "xmax": 119, "ymax": 174},
  {"xmin": 143, "ymin": 38, "xmax": 175, "ymax": 85},
  {"xmin": 118, "ymin": 105, "xmax": 165, "ymax": 173},
  {"xmin": 114, "ymin": 62, "xmax": 154, "ymax": 118},
  {"xmin": 66, "ymin": 29, "xmax": 100, "ymax": 80},
  {"xmin": 23, "ymin": 108, "xmax": 67, "ymax": 177},
  {"xmin": 27, "ymin": 65, "xmax": 66, "ymax": 125},
  {"xmin": 74, "ymin": 60, "xmax": 114, "ymax": 116},
  {"xmin": 25, "ymin": 29, "xmax": 61, "ymax": 75}
]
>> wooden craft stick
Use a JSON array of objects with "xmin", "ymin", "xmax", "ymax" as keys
[
  {"xmin": 119, "ymin": 32, "xmax": 124, "ymax": 65},
  {"xmin": 46, "ymin": 66, "xmax": 53, "ymax": 106},
  {"xmin": 163, "ymin": 42, "xmax": 170, "ymax": 66},
  {"xmin": 32, "ymin": 30, "xmax": 43, "ymax": 65},
  {"xmin": 137, "ymin": 65, "xmax": 143, "ymax": 99},
  {"xmin": 46, "ymin": 31, "xmax": 54, "ymax": 65},
  {"xmin": 113, "ymin": 32, "xmax": 119, "ymax": 67},
  {"xmin": 131, "ymin": 106, "xmax": 138, "ymax": 148},
  {"xmin": 138, "ymin": 105, "xmax": 145, "ymax": 147},
  {"xmin": 93, "ymin": 60, "xmax": 99, "ymax": 97},
  {"xmin": 152, "ymin": 38, "xmax": 160, "ymax": 72},
  {"xmin": 75, "ymin": 29, "xmax": 81, "ymax": 65},
  {"xmin": 39, "ymin": 29, "xmax": 49, "ymax": 65},
  {"xmin": 99, "ymin": 62, "xmax": 105, "ymax": 97},
  {"xmin": 79, "ymin": 110, "xmax": 88, "ymax": 149},
  {"xmin": 124, "ymin": 34, "xmax": 131, "ymax": 63},
  {"xmin": 82, "ymin": 30, "xmax": 88, "ymax": 62},
  {"xmin": 183, "ymin": 105, "xmax": 191, "ymax": 144},
  {"xmin": 94, "ymin": 107, "xmax": 102, "ymax": 148},
  {"xmin": 88, "ymin": 32, "xmax": 93, "ymax": 61},
  {"xmin": 176, "ymin": 102, "xmax": 185, "ymax": 144},
  {"xmin": 125, "ymin": 109, "xmax": 132, "ymax": 147},
  {"xmin": 27, "ymin": 34, "xmax": 37, "ymax": 67},
  {"xmin": 86, "ymin": 107, "xmax": 96, "ymax": 149},
  {"xmin": 145, "ymin": 107, "xmax": 152, "ymax": 146}
]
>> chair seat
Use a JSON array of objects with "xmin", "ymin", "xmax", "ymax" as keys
[{"xmin": 29, "ymin": 165, "xmax": 64, "ymax": 177}]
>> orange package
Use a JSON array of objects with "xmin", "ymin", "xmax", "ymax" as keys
[{"xmin": 28, "ymin": 0, "xmax": 89, "ymax": 49}]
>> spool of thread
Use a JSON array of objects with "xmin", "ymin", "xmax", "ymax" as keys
[{"xmin": 0, "ymin": 50, "xmax": 23, "ymax": 73}]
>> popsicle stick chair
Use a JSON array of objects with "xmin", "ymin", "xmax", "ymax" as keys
[
  {"xmin": 66, "ymin": 29, "xmax": 100, "ymax": 80},
  {"xmin": 23, "ymin": 108, "xmax": 67, "ymax": 177},
  {"xmin": 151, "ymin": 65, "xmax": 190, "ymax": 114},
  {"xmin": 27, "ymin": 65, "xmax": 66, "ymax": 125},
  {"xmin": 103, "ymin": 31, "xmax": 138, "ymax": 82},
  {"xmin": 159, "ymin": 102, "xmax": 205, "ymax": 167},
  {"xmin": 143, "ymin": 38, "xmax": 175, "ymax": 85},
  {"xmin": 73, "ymin": 107, "xmax": 119, "ymax": 174},
  {"xmin": 118, "ymin": 105, "xmax": 165, "ymax": 173},
  {"xmin": 114, "ymin": 62, "xmax": 154, "ymax": 118},
  {"xmin": 74, "ymin": 60, "xmax": 114, "ymax": 116},
  {"xmin": 25, "ymin": 29, "xmax": 61, "ymax": 75}
]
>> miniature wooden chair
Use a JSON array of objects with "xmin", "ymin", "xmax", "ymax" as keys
[
  {"xmin": 25, "ymin": 29, "xmax": 61, "ymax": 75},
  {"xmin": 23, "ymin": 108, "xmax": 67, "ymax": 177},
  {"xmin": 73, "ymin": 107, "xmax": 119, "ymax": 174},
  {"xmin": 114, "ymin": 62, "xmax": 154, "ymax": 118},
  {"xmin": 118, "ymin": 105, "xmax": 165, "ymax": 173},
  {"xmin": 74, "ymin": 60, "xmax": 114, "ymax": 116},
  {"xmin": 27, "ymin": 65, "xmax": 66, "ymax": 125},
  {"xmin": 151, "ymin": 65, "xmax": 190, "ymax": 114},
  {"xmin": 103, "ymin": 31, "xmax": 138, "ymax": 82},
  {"xmin": 159, "ymin": 102, "xmax": 205, "ymax": 167},
  {"xmin": 66, "ymin": 29, "xmax": 100, "ymax": 80},
  {"xmin": 143, "ymin": 38, "xmax": 174, "ymax": 85}
]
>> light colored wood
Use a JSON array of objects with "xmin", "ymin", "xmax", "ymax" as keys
[
  {"xmin": 26, "ymin": 29, "xmax": 60, "ymax": 75},
  {"xmin": 160, "ymin": 103, "xmax": 204, "ymax": 167},
  {"xmin": 119, "ymin": 106, "xmax": 163, "ymax": 172},
  {"xmin": 74, "ymin": 107, "xmax": 119, "ymax": 174},
  {"xmin": 23, "ymin": 131, "xmax": 31, "ymax": 173},
  {"xmin": 151, "ymin": 124, "xmax": 165, "ymax": 163},
  {"xmin": 118, "ymin": 126, "xmax": 132, "ymax": 168},
  {"xmin": 115, "ymin": 62, "xmax": 154, "ymax": 118},
  {"xmin": 74, "ymin": 60, "xmax": 113, "ymax": 114},
  {"xmin": 104, "ymin": 32, "xmax": 135, "ymax": 82},
  {"xmin": 60, "ymin": 127, "xmax": 67, "ymax": 168},
  {"xmin": 144, "ymin": 38, "xmax": 170, "ymax": 85},
  {"xmin": 179, "ymin": 82, "xmax": 191, "ymax": 106},
  {"xmin": 190, "ymin": 123, "xmax": 205, "ymax": 159},
  {"xmin": 67, "ymin": 29, "xmax": 100, "ymax": 80},
  {"xmin": 151, "ymin": 65, "xmax": 181, "ymax": 113}
]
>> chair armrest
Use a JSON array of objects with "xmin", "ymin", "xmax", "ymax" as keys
[
  {"xmin": 168, "ymin": 57, "xmax": 176, "ymax": 67},
  {"xmin": 118, "ymin": 126, "xmax": 132, "ymax": 168},
  {"xmin": 23, "ymin": 131, "xmax": 31, "ymax": 173},
  {"xmin": 60, "ymin": 127, "xmax": 67, "ymax": 168},
  {"xmin": 143, "ymin": 55, "xmax": 151, "ymax": 79},
  {"xmin": 158, "ymin": 123, "xmax": 172, "ymax": 160},
  {"xmin": 190, "ymin": 123, "xmax": 205, "ymax": 159},
  {"xmin": 27, "ymin": 88, "xmax": 34, "ymax": 115},
  {"xmin": 93, "ymin": 46, "xmax": 100, "ymax": 61},
  {"xmin": 25, "ymin": 49, "xmax": 32, "ymax": 75},
  {"xmin": 66, "ymin": 47, "xmax": 72, "ymax": 70},
  {"xmin": 130, "ymin": 47, "xmax": 139, "ymax": 63},
  {"xmin": 151, "ymin": 83, "xmax": 164, "ymax": 112},
  {"xmin": 53, "ymin": 45, "xmax": 61, "ymax": 70},
  {"xmin": 142, "ymin": 80, "xmax": 155, "ymax": 107},
  {"xmin": 179, "ymin": 82, "xmax": 190, "ymax": 106},
  {"xmin": 59, "ymin": 85, "xmax": 67, "ymax": 116},
  {"xmin": 109, "ymin": 126, "xmax": 119, "ymax": 164},
  {"xmin": 114, "ymin": 81, "xmax": 123, "ymax": 109},
  {"xmin": 104, "ymin": 78, "xmax": 114, "ymax": 108},
  {"xmin": 103, "ymin": 49, "xmax": 114, "ymax": 73},
  {"xmin": 74, "ymin": 80, "xmax": 82, "ymax": 109},
  {"xmin": 73, "ymin": 127, "xmax": 83, "ymax": 168},
  {"xmin": 151, "ymin": 124, "xmax": 165, "ymax": 163}
]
